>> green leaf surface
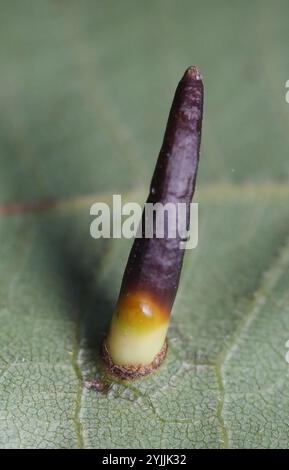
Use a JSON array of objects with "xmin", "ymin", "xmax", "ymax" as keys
[{"xmin": 0, "ymin": 0, "xmax": 289, "ymax": 449}]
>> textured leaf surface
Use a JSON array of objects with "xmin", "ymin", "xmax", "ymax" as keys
[{"xmin": 0, "ymin": 0, "xmax": 289, "ymax": 449}]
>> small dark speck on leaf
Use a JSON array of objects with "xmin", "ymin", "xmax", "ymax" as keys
[{"xmin": 84, "ymin": 379, "xmax": 107, "ymax": 393}]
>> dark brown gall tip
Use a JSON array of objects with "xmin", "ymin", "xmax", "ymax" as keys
[{"xmin": 184, "ymin": 65, "xmax": 203, "ymax": 81}]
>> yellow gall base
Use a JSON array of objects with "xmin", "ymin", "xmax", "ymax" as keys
[
  {"xmin": 106, "ymin": 312, "xmax": 169, "ymax": 365},
  {"xmin": 105, "ymin": 290, "xmax": 170, "ymax": 366},
  {"xmin": 101, "ymin": 338, "xmax": 168, "ymax": 380}
]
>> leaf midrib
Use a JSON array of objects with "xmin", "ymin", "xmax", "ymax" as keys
[{"xmin": 0, "ymin": 181, "xmax": 288, "ymax": 218}]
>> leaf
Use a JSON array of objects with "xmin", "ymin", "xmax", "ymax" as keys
[{"xmin": 0, "ymin": 0, "xmax": 289, "ymax": 449}]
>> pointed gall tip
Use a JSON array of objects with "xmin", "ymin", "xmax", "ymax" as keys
[{"xmin": 185, "ymin": 65, "xmax": 203, "ymax": 81}]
